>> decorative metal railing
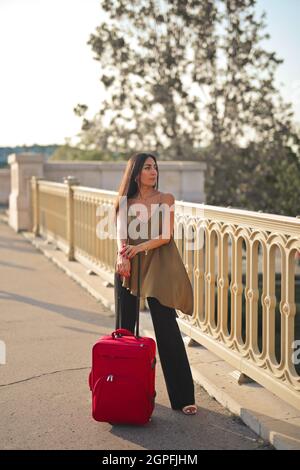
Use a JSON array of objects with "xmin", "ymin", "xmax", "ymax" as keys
[{"xmin": 31, "ymin": 176, "xmax": 300, "ymax": 409}]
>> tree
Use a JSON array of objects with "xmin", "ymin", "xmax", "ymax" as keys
[
  {"xmin": 203, "ymin": 0, "xmax": 300, "ymax": 215},
  {"xmin": 74, "ymin": 0, "xmax": 300, "ymax": 215},
  {"xmin": 76, "ymin": 0, "xmax": 219, "ymax": 159}
]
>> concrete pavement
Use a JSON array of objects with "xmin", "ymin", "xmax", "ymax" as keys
[{"xmin": 0, "ymin": 213, "xmax": 272, "ymax": 450}]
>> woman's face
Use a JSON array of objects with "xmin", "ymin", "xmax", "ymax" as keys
[{"xmin": 138, "ymin": 157, "xmax": 158, "ymax": 188}]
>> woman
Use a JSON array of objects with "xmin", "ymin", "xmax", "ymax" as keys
[{"xmin": 114, "ymin": 152, "xmax": 197, "ymax": 415}]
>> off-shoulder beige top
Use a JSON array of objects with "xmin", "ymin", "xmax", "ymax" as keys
[{"xmin": 116, "ymin": 192, "xmax": 194, "ymax": 316}]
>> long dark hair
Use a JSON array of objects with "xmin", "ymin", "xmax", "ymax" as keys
[{"xmin": 114, "ymin": 152, "xmax": 159, "ymax": 220}]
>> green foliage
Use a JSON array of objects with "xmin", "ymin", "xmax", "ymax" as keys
[
  {"xmin": 73, "ymin": 0, "xmax": 300, "ymax": 216},
  {"xmin": 203, "ymin": 141, "xmax": 300, "ymax": 216},
  {"xmin": 49, "ymin": 145, "xmax": 128, "ymax": 162},
  {"xmin": 0, "ymin": 144, "xmax": 60, "ymax": 167}
]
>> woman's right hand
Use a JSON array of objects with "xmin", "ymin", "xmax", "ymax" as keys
[{"xmin": 116, "ymin": 253, "xmax": 131, "ymax": 278}]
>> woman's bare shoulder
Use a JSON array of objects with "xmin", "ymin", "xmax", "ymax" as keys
[{"xmin": 160, "ymin": 192, "xmax": 175, "ymax": 205}]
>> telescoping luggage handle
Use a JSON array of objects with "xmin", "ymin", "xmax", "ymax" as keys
[{"xmin": 115, "ymin": 251, "xmax": 141, "ymax": 339}]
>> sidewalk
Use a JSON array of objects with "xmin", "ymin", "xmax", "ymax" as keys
[{"xmin": 0, "ymin": 212, "xmax": 275, "ymax": 450}]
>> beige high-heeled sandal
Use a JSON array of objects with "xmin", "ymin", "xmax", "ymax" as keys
[{"xmin": 182, "ymin": 404, "xmax": 198, "ymax": 415}]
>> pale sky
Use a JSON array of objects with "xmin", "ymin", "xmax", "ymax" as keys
[{"xmin": 0, "ymin": 0, "xmax": 299, "ymax": 147}]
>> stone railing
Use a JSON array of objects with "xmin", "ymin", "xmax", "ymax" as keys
[
  {"xmin": 31, "ymin": 177, "xmax": 300, "ymax": 410},
  {"xmin": 31, "ymin": 176, "xmax": 117, "ymax": 283},
  {"xmin": 176, "ymin": 202, "xmax": 300, "ymax": 409},
  {"xmin": 8, "ymin": 152, "xmax": 206, "ymax": 231}
]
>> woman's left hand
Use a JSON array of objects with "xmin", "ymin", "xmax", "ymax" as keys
[{"xmin": 119, "ymin": 244, "xmax": 142, "ymax": 259}]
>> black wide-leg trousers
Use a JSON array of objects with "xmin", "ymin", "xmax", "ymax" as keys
[{"xmin": 114, "ymin": 272, "xmax": 195, "ymax": 410}]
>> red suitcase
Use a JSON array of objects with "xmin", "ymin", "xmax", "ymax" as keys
[{"xmin": 89, "ymin": 253, "xmax": 156, "ymax": 425}]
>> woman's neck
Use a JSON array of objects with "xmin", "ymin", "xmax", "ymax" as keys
[{"xmin": 136, "ymin": 187, "xmax": 158, "ymax": 200}]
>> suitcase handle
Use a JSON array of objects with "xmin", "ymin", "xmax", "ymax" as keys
[
  {"xmin": 116, "ymin": 252, "xmax": 141, "ymax": 338},
  {"xmin": 112, "ymin": 329, "xmax": 134, "ymax": 339}
]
